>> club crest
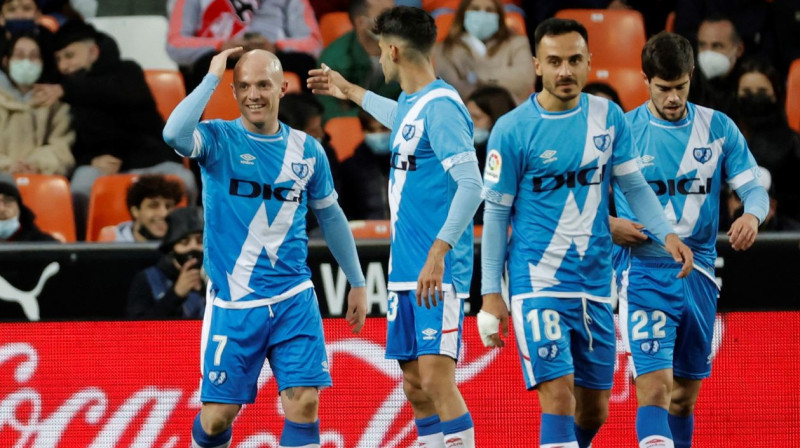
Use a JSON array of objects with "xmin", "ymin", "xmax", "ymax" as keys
[
  {"xmin": 593, "ymin": 134, "xmax": 611, "ymax": 151},
  {"xmin": 292, "ymin": 162, "xmax": 309, "ymax": 179},
  {"xmin": 402, "ymin": 124, "xmax": 415, "ymax": 141},
  {"xmin": 693, "ymin": 147, "xmax": 712, "ymax": 163}
]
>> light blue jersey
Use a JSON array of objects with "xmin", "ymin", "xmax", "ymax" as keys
[
  {"xmin": 614, "ymin": 102, "xmax": 760, "ymax": 275},
  {"xmin": 483, "ymin": 93, "xmax": 640, "ymax": 302},
  {"xmin": 193, "ymin": 119, "xmax": 337, "ymax": 302},
  {"xmin": 387, "ymin": 79, "xmax": 476, "ymax": 297}
]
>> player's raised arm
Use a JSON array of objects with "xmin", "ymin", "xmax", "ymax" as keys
[
  {"xmin": 308, "ymin": 64, "xmax": 398, "ymax": 129},
  {"xmin": 163, "ymin": 47, "xmax": 243, "ymax": 156}
]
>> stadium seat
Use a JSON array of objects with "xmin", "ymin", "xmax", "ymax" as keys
[
  {"xmin": 587, "ymin": 66, "xmax": 649, "ymax": 111},
  {"xmin": 349, "ymin": 220, "xmax": 391, "ymax": 239},
  {"xmin": 506, "ymin": 11, "xmax": 527, "ymax": 36},
  {"xmin": 435, "ymin": 13, "xmax": 455, "ymax": 42},
  {"xmin": 554, "ymin": 9, "xmax": 646, "ymax": 70},
  {"xmin": 144, "ymin": 69, "xmax": 186, "ymax": 121},
  {"xmin": 86, "ymin": 174, "xmax": 187, "ymax": 242},
  {"xmin": 319, "ymin": 12, "xmax": 353, "ymax": 48},
  {"xmin": 13, "ymin": 174, "xmax": 76, "ymax": 242},
  {"xmin": 37, "ymin": 15, "xmax": 59, "ymax": 32},
  {"xmin": 203, "ymin": 69, "xmax": 239, "ymax": 120},
  {"xmin": 665, "ymin": 10, "xmax": 676, "ymax": 33},
  {"xmin": 88, "ymin": 16, "xmax": 177, "ymax": 70},
  {"xmin": 285, "ymin": 71, "xmax": 302, "ymax": 93},
  {"xmin": 324, "ymin": 116, "xmax": 363, "ymax": 162},
  {"xmin": 787, "ymin": 58, "xmax": 800, "ymax": 133}
]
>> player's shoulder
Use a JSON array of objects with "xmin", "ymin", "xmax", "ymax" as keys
[
  {"xmin": 420, "ymin": 80, "xmax": 465, "ymax": 108},
  {"xmin": 691, "ymin": 102, "xmax": 737, "ymax": 134},
  {"xmin": 284, "ymin": 123, "xmax": 326, "ymax": 158},
  {"xmin": 493, "ymin": 97, "xmax": 535, "ymax": 131}
]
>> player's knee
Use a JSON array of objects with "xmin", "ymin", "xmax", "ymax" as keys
[
  {"xmin": 282, "ymin": 387, "xmax": 320, "ymax": 421},
  {"xmin": 669, "ymin": 394, "xmax": 697, "ymax": 417},
  {"xmin": 201, "ymin": 404, "xmax": 240, "ymax": 435},
  {"xmin": 575, "ymin": 404, "xmax": 608, "ymax": 430},
  {"xmin": 402, "ymin": 376, "xmax": 430, "ymax": 406},
  {"xmin": 636, "ymin": 382, "xmax": 671, "ymax": 408},
  {"xmin": 537, "ymin": 381, "xmax": 575, "ymax": 410},
  {"xmin": 418, "ymin": 372, "xmax": 454, "ymax": 401}
]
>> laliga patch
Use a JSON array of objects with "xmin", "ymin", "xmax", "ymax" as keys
[
  {"xmin": 537, "ymin": 342, "xmax": 559, "ymax": 361},
  {"xmin": 640, "ymin": 339, "xmax": 661, "ymax": 356},
  {"xmin": 208, "ymin": 370, "xmax": 227, "ymax": 386},
  {"xmin": 484, "ymin": 149, "xmax": 502, "ymax": 183}
]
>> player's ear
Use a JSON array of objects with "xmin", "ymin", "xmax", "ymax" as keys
[{"xmin": 533, "ymin": 56, "xmax": 542, "ymax": 77}]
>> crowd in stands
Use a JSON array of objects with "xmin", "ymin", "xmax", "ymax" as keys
[{"xmin": 0, "ymin": 0, "xmax": 798, "ymax": 257}]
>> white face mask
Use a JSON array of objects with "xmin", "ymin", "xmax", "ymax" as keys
[
  {"xmin": 697, "ymin": 50, "xmax": 732, "ymax": 79},
  {"xmin": 364, "ymin": 131, "xmax": 391, "ymax": 155},
  {"xmin": 464, "ymin": 11, "xmax": 500, "ymax": 42},
  {"xmin": 9, "ymin": 59, "xmax": 43, "ymax": 86},
  {"xmin": 0, "ymin": 215, "xmax": 20, "ymax": 239},
  {"xmin": 473, "ymin": 127, "xmax": 490, "ymax": 145}
]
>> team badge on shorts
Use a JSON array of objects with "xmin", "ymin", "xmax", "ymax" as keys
[
  {"xmin": 640, "ymin": 339, "xmax": 661, "ymax": 356},
  {"xmin": 537, "ymin": 342, "xmax": 559, "ymax": 361},
  {"xmin": 208, "ymin": 370, "xmax": 227, "ymax": 386},
  {"xmin": 593, "ymin": 133, "xmax": 611, "ymax": 151}
]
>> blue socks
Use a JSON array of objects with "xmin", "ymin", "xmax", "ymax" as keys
[
  {"xmin": 440, "ymin": 412, "xmax": 475, "ymax": 447},
  {"xmin": 280, "ymin": 419, "xmax": 320, "ymax": 447},
  {"xmin": 574, "ymin": 423, "xmax": 598, "ymax": 448},
  {"xmin": 191, "ymin": 412, "xmax": 232, "ymax": 448},
  {"xmin": 540, "ymin": 413, "xmax": 577, "ymax": 447},
  {"xmin": 636, "ymin": 406, "xmax": 673, "ymax": 447},
  {"xmin": 415, "ymin": 414, "xmax": 444, "ymax": 447},
  {"xmin": 668, "ymin": 413, "xmax": 694, "ymax": 448}
]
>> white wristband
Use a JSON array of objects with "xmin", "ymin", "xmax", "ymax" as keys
[{"xmin": 477, "ymin": 310, "xmax": 501, "ymax": 347}]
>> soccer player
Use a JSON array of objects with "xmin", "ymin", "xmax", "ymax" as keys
[
  {"xmin": 477, "ymin": 18, "xmax": 694, "ymax": 448},
  {"xmin": 163, "ymin": 48, "xmax": 367, "ymax": 448},
  {"xmin": 610, "ymin": 32, "xmax": 767, "ymax": 448},
  {"xmin": 308, "ymin": 6, "xmax": 483, "ymax": 448}
]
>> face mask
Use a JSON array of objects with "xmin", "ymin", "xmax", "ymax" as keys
[
  {"xmin": 364, "ymin": 132, "xmax": 391, "ymax": 155},
  {"xmin": 9, "ymin": 59, "xmax": 42, "ymax": 86},
  {"xmin": 473, "ymin": 127, "xmax": 490, "ymax": 145},
  {"xmin": 464, "ymin": 11, "xmax": 499, "ymax": 42},
  {"xmin": 697, "ymin": 50, "xmax": 732, "ymax": 79},
  {"xmin": 4, "ymin": 19, "xmax": 36, "ymax": 34},
  {"xmin": 0, "ymin": 216, "xmax": 20, "ymax": 239},
  {"xmin": 173, "ymin": 249, "xmax": 204, "ymax": 268},
  {"xmin": 737, "ymin": 92, "xmax": 778, "ymax": 127}
]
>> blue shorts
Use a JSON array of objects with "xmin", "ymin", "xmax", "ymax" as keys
[
  {"xmin": 199, "ymin": 286, "xmax": 331, "ymax": 404},
  {"xmin": 385, "ymin": 288, "xmax": 465, "ymax": 361},
  {"xmin": 618, "ymin": 258, "xmax": 719, "ymax": 380},
  {"xmin": 511, "ymin": 297, "xmax": 615, "ymax": 390}
]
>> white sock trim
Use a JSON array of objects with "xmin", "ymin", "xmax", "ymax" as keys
[
  {"xmin": 639, "ymin": 435, "xmax": 675, "ymax": 448},
  {"xmin": 419, "ymin": 432, "xmax": 446, "ymax": 448},
  {"xmin": 444, "ymin": 427, "xmax": 475, "ymax": 448}
]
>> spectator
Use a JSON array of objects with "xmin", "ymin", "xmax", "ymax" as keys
[
  {"xmin": 771, "ymin": 0, "xmax": 800, "ymax": 76},
  {"xmin": 127, "ymin": 206, "xmax": 205, "ymax": 319},
  {"xmin": 0, "ymin": 172, "xmax": 57, "ymax": 242},
  {"xmin": 317, "ymin": 0, "xmax": 399, "ymax": 121},
  {"xmin": 309, "ymin": 0, "xmax": 349, "ymax": 21},
  {"xmin": 338, "ymin": 110, "xmax": 391, "ymax": 220},
  {"xmin": 167, "ymin": 0, "xmax": 322, "ymax": 91},
  {"xmin": 112, "ymin": 174, "xmax": 184, "ymax": 243},
  {"xmin": 0, "ymin": 0, "xmax": 55, "ymax": 57},
  {"xmin": 688, "ymin": 15, "xmax": 744, "ymax": 116},
  {"xmin": 726, "ymin": 167, "xmax": 800, "ymax": 231},
  {"xmin": 583, "ymin": 81, "xmax": 622, "ymax": 106},
  {"xmin": 0, "ymin": 32, "xmax": 74, "ymax": 176},
  {"xmin": 734, "ymin": 58, "xmax": 800, "ymax": 222},
  {"xmin": 432, "ymin": 0, "xmax": 534, "ymax": 103},
  {"xmin": 32, "ymin": 20, "xmax": 197, "ymax": 237}
]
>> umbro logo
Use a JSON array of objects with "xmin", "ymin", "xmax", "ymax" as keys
[
  {"xmin": 540, "ymin": 150, "xmax": 558, "ymax": 164},
  {"xmin": 641, "ymin": 154, "xmax": 655, "ymax": 167},
  {"xmin": 240, "ymin": 153, "xmax": 256, "ymax": 165},
  {"xmin": 422, "ymin": 328, "xmax": 438, "ymax": 340}
]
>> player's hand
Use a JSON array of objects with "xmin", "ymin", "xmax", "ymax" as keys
[
  {"xmin": 664, "ymin": 233, "xmax": 694, "ymax": 278},
  {"xmin": 609, "ymin": 216, "xmax": 648, "ymax": 246},
  {"xmin": 345, "ymin": 286, "xmax": 367, "ymax": 334},
  {"xmin": 209, "ymin": 47, "xmax": 243, "ymax": 78},
  {"xmin": 173, "ymin": 259, "xmax": 203, "ymax": 298},
  {"xmin": 728, "ymin": 213, "xmax": 759, "ymax": 251},
  {"xmin": 416, "ymin": 239, "xmax": 450, "ymax": 309},
  {"xmin": 478, "ymin": 293, "xmax": 509, "ymax": 348},
  {"xmin": 307, "ymin": 63, "xmax": 351, "ymax": 100}
]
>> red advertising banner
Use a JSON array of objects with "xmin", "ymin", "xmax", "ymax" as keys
[{"xmin": 1, "ymin": 313, "xmax": 798, "ymax": 447}]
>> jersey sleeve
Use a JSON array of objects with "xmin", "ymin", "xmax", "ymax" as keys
[
  {"xmin": 610, "ymin": 104, "xmax": 640, "ymax": 176},
  {"xmin": 719, "ymin": 113, "xmax": 760, "ymax": 189},
  {"xmin": 307, "ymin": 139, "xmax": 338, "ymax": 209},
  {"xmin": 481, "ymin": 115, "xmax": 522, "ymax": 207},
  {"xmin": 424, "ymin": 97, "xmax": 477, "ymax": 171}
]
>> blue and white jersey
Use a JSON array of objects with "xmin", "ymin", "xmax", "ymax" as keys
[
  {"xmin": 614, "ymin": 102, "xmax": 759, "ymax": 275},
  {"xmin": 388, "ymin": 79, "xmax": 476, "ymax": 297},
  {"xmin": 193, "ymin": 119, "xmax": 337, "ymax": 303},
  {"xmin": 484, "ymin": 93, "xmax": 640, "ymax": 302}
]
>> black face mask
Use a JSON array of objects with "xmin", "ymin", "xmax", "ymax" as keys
[
  {"xmin": 737, "ymin": 92, "xmax": 779, "ymax": 128},
  {"xmin": 173, "ymin": 249, "xmax": 203, "ymax": 269},
  {"xmin": 4, "ymin": 19, "xmax": 36, "ymax": 34}
]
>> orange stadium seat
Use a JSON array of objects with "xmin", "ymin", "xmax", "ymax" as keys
[
  {"xmin": 555, "ymin": 9, "xmax": 646, "ymax": 70},
  {"xmin": 665, "ymin": 11, "xmax": 676, "ymax": 33},
  {"xmin": 505, "ymin": 11, "xmax": 527, "ymax": 36},
  {"xmin": 587, "ymin": 66, "xmax": 649, "ymax": 111},
  {"xmin": 349, "ymin": 220, "xmax": 391, "ymax": 239},
  {"xmin": 285, "ymin": 71, "xmax": 302, "ymax": 93},
  {"xmin": 319, "ymin": 12, "xmax": 353, "ymax": 48},
  {"xmin": 86, "ymin": 174, "xmax": 187, "ymax": 242},
  {"xmin": 13, "ymin": 174, "xmax": 76, "ymax": 242},
  {"xmin": 435, "ymin": 13, "xmax": 455, "ymax": 42},
  {"xmin": 144, "ymin": 69, "xmax": 186, "ymax": 121},
  {"xmin": 786, "ymin": 58, "xmax": 800, "ymax": 133},
  {"xmin": 325, "ymin": 116, "xmax": 364, "ymax": 162},
  {"xmin": 203, "ymin": 69, "xmax": 239, "ymax": 120}
]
